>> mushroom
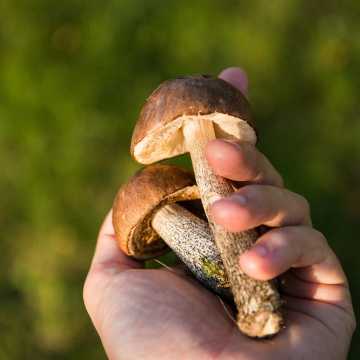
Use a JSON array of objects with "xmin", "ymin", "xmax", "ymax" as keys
[
  {"xmin": 112, "ymin": 164, "xmax": 231, "ymax": 298},
  {"xmin": 130, "ymin": 75, "xmax": 283, "ymax": 337}
]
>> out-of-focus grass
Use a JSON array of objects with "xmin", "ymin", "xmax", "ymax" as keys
[{"xmin": 0, "ymin": 1, "xmax": 359, "ymax": 358}]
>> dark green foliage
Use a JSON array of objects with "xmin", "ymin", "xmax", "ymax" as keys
[{"xmin": 0, "ymin": 1, "xmax": 359, "ymax": 358}]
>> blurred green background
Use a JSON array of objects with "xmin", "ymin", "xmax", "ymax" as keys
[{"xmin": 1, "ymin": 0, "xmax": 359, "ymax": 358}]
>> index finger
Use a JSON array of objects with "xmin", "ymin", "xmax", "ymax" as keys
[{"xmin": 206, "ymin": 140, "xmax": 284, "ymax": 187}]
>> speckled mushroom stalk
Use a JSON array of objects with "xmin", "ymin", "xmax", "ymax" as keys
[
  {"xmin": 130, "ymin": 76, "xmax": 283, "ymax": 337},
  {"xmin": 152, "ymin": 203, "xmax": 230, "ymax": 298},
  {"xmin": 183, "ymin": 118, "xmax": 282, "ymax": 337},
  {"xmin": 112, "ymin": 164, "xmax": 231, "ymax": 298}
]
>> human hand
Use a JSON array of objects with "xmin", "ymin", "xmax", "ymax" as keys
[{"xmin": 83, "ymin": 68, "xmax": 355, "ymax": 359}]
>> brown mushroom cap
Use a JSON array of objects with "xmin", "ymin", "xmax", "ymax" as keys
[
  {"xmin": 112, "ymin": 164, "xmax": 200, "ymax": 260},
  {"xmin": 131, "ymin": 75, "xmax": 257, "ymax": 164}
]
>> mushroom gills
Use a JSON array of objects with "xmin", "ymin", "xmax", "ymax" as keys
[{"xmin": 133, "ymin": 113, "xmax": 256, "ymax": 165}]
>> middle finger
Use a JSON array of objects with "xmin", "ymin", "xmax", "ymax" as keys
[{"xmin": 210, "ymin": 184, "xmax": 311, "ymax": 232}]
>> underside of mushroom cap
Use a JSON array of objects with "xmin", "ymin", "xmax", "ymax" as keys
[
  {"xmin": 112, "ymin": 164, "xmax": 200, "ymax": 260},
  {"xmin": 131, "ymin": 75, "xmax": 257, "ymax": 164}
]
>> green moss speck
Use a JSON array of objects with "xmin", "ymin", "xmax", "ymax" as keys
[{"xmin": 201, "ymin": 258, "xmax": 230, "ymax": 288}]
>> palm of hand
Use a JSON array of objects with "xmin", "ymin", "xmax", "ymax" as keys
[{"xmin": 90, "ymin": 265, "xmax": 351, "ymax": 360}]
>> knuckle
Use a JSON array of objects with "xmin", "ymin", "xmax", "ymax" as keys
[
  {"xmin": 307, "ymin": 229, "xmax": 329, "ymax": 264},
  {"xmin": 237, "ymin": 144, "xmax": 259, "ymax": 178},
  {"xmin": 299, "ymin": 195, "xmax": 310, "ymax": 213},
  {"xmin": 316, "ymin": 229, "xmax": 328, "ymax": 246},
  {"xmin": 350, "ymin": 315, "xmax": 357, "ymax": 335},
  {"xmin": 275, "ymin": 173, "xmax": 285, "ymax": 188},
  {"xmin": 343, "ymin": 306, "xmax": 357, "ymax": 337},
  {"xmin": 259, "ymin": 153, "xmax": 284, "ymax": 187},
  {"xmin": 295, "ymin": 194, "xmax": 311, "ymax": 222}
]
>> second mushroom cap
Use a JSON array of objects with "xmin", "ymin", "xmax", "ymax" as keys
[{"xmin": 112, "ymin": 164, "xmax": 200, "ymax": 259}]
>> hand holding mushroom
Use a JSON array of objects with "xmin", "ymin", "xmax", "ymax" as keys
[
  {"xmin": 83, "ymin": 68, "xmax": 354, "ymax": 359},
  {"xmin": 129, "ymin": 75, "xmax": 282, "ymax": 337}
]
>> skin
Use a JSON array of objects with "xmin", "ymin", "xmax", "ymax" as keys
[{"xmin": 83, "ymin": 68, "xmax": 356, "ymax": 359}]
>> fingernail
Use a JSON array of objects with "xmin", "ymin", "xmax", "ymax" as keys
[
  {"xmin": 252, "ymin": 244, "xmax": 268, "ymax": 257},
  {"xmin": 230, "ymin": 194, "xmax": 247, "ymax": 206},
  {"xmin": 208, "ymin": 192, "xmax": 223, "ymax": 205}
]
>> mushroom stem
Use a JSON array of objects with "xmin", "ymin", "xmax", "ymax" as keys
[
  {"xmin": 152, "ymin": 203, "xmax": 231, "ymax": 299},
  {"xmin": 183, "ymin": 118, "xmax": 283, "ymax": 338}
]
